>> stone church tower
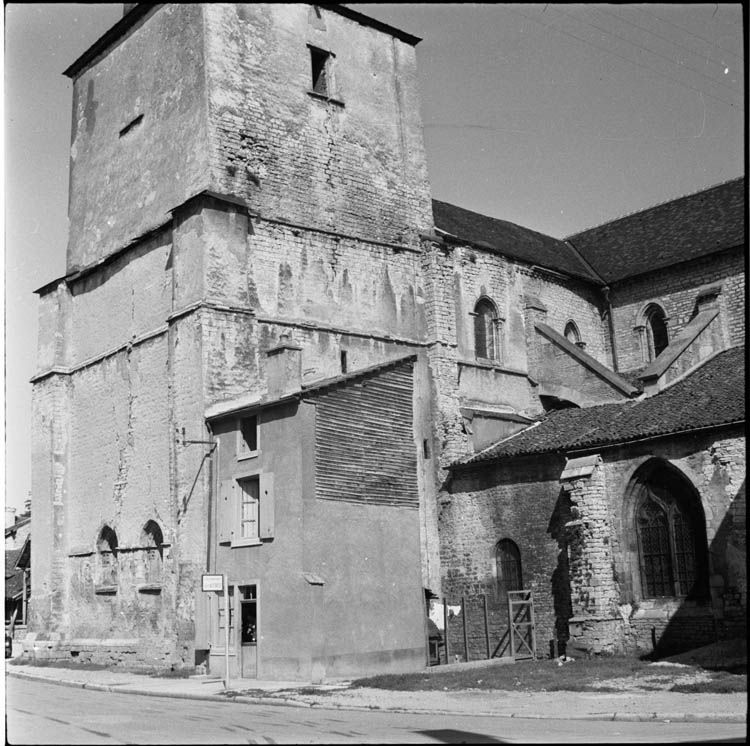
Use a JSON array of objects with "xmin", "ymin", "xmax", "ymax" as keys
[{"xmin": 30, "ymin": 4, "xmax": 439, "ymax": 674}]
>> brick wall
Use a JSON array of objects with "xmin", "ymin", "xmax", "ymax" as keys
[
  {"xmin": 204, "ymin": 4, "xmax": 433, "ymax": 246},
  {"xmin": 440, "ymin": 457, "xmax": 571, "ymax": 660},
  {"xmin": 610, "ymin": 249, "xmax": 744, "ymax": 372}
]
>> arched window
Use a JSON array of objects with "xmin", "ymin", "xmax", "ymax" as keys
[
  {"xmin": 96, "ymin": 525, "xmax": 118, "ymax": 588},
  {"xmin": 645, "ymin": 304, "xmax": 669, "ymax": 359},
  {"xmin": 141, "ymin": 520, "xmax": 164, "ymax": 585},
  {"xmin": 564, "ymin": 321, "xmax": 581, "ymax": 345},
  {"xmin": 496, "ymin": 539, "xmax": 523, "ymax": 597},
  {"xmin": 474, "ymin": 298, "xmax": 499, "ymax": 360},
  {"xmin": 635, "ymin": 466, "xmax": 708, "ymax": 599}
]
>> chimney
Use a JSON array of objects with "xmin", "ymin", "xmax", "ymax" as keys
[
  {"xmin": 5, "ymin": 507, "xmax": 17, "ymax": 529},
  {"xmin": 265, "ymin": 333, "xmax": 302, "ymax": 400}
]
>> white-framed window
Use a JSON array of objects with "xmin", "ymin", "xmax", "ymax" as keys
[
  {"xmin": 237, "ymin": 414, "xmax": 259, "ymax": 460},
  {"xmin": 239, "ymin": 479, "xmax": 260, "ymax": 543}
]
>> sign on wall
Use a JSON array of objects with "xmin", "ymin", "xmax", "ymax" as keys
[{"xmin": 202, "ymin": 574, "xmax": 224, "ymax": 592}]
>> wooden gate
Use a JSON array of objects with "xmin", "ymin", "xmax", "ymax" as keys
[{"xmin": 507, "ymin": 590, "xmax": 536, "ymax": 660}]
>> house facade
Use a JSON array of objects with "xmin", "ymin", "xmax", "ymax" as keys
[{"xmin": 27, "ymin": 3, "xmax": 744, "ymax": 676}]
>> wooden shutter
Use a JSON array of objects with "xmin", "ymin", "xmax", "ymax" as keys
[
  {"xmin": 218, "ymin": 479, "xmax": 235, "ymax": 545},
  {"xmin": 259, "ymin": 472, "xmax": 275, "ymax": 539}
]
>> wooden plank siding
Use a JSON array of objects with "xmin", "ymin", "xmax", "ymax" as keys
[{"xmin": 314, "ymin": 361, "xmax": 419, "ymax": 508}]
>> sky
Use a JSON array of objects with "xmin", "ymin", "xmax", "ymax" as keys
[{"xmin": 3, "ymin": 3, "xmax": 744, "ymax": 514}]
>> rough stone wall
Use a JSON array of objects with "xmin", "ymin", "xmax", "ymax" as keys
[
  {"xmin": 605, "ymin": 430, "xmax": 746, "ymax": 653},
  {"xmin": 66, "ymin": 4, "xmax": 210, "ymax": 270},
  {"xmin": 204, "ymin": 4, "xmax": 433, "ymax": 246},
  {"xmin": 439, "ymin": 458, "xmax": 571, "ymax": 661},
  {"xmin": 609, "ymin": 249, "xmax": 744, "ymax": 372}
]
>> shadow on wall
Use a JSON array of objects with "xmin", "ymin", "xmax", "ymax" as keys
[
  {"xmin": 547, "ymin": 488, "xmax": 573, "ymax": 655},
  {"xmin": 649, "ymin": 477, "xmax": 746, "ymax": 658}
]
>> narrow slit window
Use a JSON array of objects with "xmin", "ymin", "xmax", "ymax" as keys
[
  {"xmin": 310, "ymin": 46, "xmax": 331, "ymax": 96},
  {"xmin": 119, "ymin": 114, "xmax": 143, "ymax": 138},
  {"xmin": 340, "ymin": 350, "xmax": 348, "ymax": 374}
]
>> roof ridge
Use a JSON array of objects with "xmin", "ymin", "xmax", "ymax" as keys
[{"xmin": 565, "ymin": 175, "xmax": 745, "ymax": 238}]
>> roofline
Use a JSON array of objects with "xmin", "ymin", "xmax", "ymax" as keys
[
  {"xmin": 206, "ymin": 354, "xmax": 418, "ymax": 421},
  {"xmin": 454, "ymin": 417, "xmax": 745, "ymax": 470},
  {"xmin": 63, "ymin": 3, "xmax": 157, "ymax": 79},
  {"xmin": 564, "ymin": 175, "xmax": 746, "ymax": 240},
  {"xmin": 63, "ymin": 3, "xmax": 421, "ymax": 80},
  {"xmin": 318, "ymin": 4, "xmax": 421, "ymax": 45},
  {"xmin": 603, "ymin": 243, "xmax": 744, "ymax": 287}
]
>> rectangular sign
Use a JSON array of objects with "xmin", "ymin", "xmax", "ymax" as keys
[{"xmin": 202, "ymin": 574, "xmax": 224, "ymax": 592}]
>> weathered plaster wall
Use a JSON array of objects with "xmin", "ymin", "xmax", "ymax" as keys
[
  {"xmin": 67, "ymin": 4, "xmax": 210, "ymax": 270},
  {"xmin": 609, "ymin": 249, "xmax": 744, "ymax": 373},
  {"xmin": 204, "ymin": 4, "xmax": 433, "ymax": 245}
]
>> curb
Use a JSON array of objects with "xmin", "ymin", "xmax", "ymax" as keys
[{"xmin": 7, "ymin": 670, "xmax": 746, "ymax": 724}]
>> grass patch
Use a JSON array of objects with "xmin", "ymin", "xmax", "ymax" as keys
[
  {"xmin": 351, "ymin": 656, "xmax": 651, "ymax": 693},
  {"xmin": 351, "ymin": 655, "xmax": 747, "ymax": 694}
]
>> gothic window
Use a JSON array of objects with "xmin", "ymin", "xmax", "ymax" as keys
[
  {"xmin": 496, "ymin": 539, "xmax": 523, "ymax": 597},
  {"xmin": 564, "ymin": 321, "xmax": 580, "ymax": 344},
  {"xmin": 96, "ymin": 526, "xmax": 118, "ymax": 589},
  {"xmin": 635, "ymin": 470, "xmax": 706, "ymax": 599},
  {"xmin": 141, "ymin": 520, "xmax": 164, "ymax": 586},
  {"xmin": 474, "ymin": 298, "xmax": 499, "ymax": 361},
  {"xmin": 645, "ymin": 304, "xmax": 669, "ymax": 360}
]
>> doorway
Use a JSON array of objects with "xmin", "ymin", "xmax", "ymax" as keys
[{"xmin": 239, "ymin": 585, "xmax": 257, "ymax": 678}]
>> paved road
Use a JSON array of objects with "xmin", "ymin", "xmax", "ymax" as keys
[{"xmin": 6, "ymin": 677, "xmax": 747, "ymax": 744}]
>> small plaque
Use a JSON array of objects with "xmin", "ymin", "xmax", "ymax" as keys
[{"xmin": 202, "ymin": 574, "xmax": 224, "ymax": 592}]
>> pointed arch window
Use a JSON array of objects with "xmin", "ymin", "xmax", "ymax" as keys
[
  {"xmin": 635, "ymin": 469, "xmax": 707, "ymax": 599},
  {"xmin": 474, "ymin": 298, "xmax": 500, "ymax": 361},
  {"xmin": 96, "ymin": 526, "xmax": 118, "ymax": 590},
  {"xmin": 141, "ymin": 520, "xmax": 164, "ymax": 586},
  {"xmin": 645, "ymin": 304, "xmax": 669, "ymax": 360},
  {"xmin": 496, "ymin": 538, "xmax": 523, "ymax": 597}
]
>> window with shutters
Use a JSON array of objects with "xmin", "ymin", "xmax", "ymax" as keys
[{"xmin": 219, "ymin": 473, "xmax": 275, "ymax": 547}]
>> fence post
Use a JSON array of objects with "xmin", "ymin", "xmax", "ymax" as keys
[
  {"xmin": 482, "ymin": 594, "xmax": 490, "ymax": 659},
  {"xmin": 462, "ymin": 595, "xmax": 469, "ymax": 662},
  {"xmin": 443, "ymin": 598, "xmax": 449, "ymax": 664}
]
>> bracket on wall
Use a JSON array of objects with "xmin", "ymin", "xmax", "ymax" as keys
[{"xmin": 177, "ymin": 428, "xmax": 217, "ymax": 523}]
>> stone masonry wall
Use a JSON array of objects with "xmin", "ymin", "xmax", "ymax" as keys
[
  {"xmin": 605, "ymin": 430, "xmax": 746, "ymax": 654},
  {"xmin": 66, "ymin": 4, "xmax": 210, "ymax": 270},
  {"xmin": 204, "ymin": 4, "xmax": 433, "ymax": 246},
  {"xmin": 610, "ymin": 249, "xmax": 743, "ymax": 372},
  {"xmin": 440, "ymin": 457, "xmax": 571, "ymax": 661}
]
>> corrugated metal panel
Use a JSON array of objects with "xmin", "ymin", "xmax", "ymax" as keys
[{"xmin": 314, "ymin": 361, "xmax": 419, "ymax": 508}]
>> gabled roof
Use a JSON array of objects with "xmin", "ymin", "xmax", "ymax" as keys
[
  {"xmin": 460, "ymin": 345, "xmax": 745, "ymax": 465},
  {"xmin": 432, "ymin": 200, "xmax": 600, "ymax": 282},
  {"xmin": 5, "ymin": 549, "xmax": 25, "ymax": 600},
  {"xmin": 206, "ymin": 354, "xmax": 417, "ymax": 421},
  {"xmin": 567, "ymin": 177, "xmax": 745, "ymax": 284}
]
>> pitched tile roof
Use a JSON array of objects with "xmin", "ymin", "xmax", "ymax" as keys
[
  {"xmin": 5, "ymin": 549, "xmax": 24, "ymax": 600},
  {"xmin": 461, "ymin": 345, "xmax": 745, "ymax": 465},
  {"xmin": 567, "ymin": 177, "xmax": 745, "ymax": 284},
  {"xmin": 432, "ymin": 200, "xmax": 600, "ymax": 282}
]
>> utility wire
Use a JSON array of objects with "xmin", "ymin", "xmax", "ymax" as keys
[
  {"xmin": 597, "ymin": 6, "xmax": 742, "ymax": 87},
  {"xmin": 558, "ymin": 5, "xmax": 741, "ymax": 96},
  {"xmin": 637, "ymin": 5, "xmax": 743, "ymax": 62},
  {"xmin": 505, "ymin": 5, "xmax": 740, "ymax": 110}
]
